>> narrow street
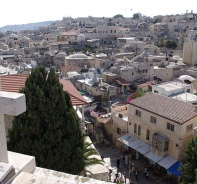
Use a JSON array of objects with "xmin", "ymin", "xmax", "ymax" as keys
[{"xmin": 95, "ymin": 144, "xmax": 176, "ymax": 184}]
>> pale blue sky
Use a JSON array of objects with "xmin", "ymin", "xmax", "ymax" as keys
[{"xmin": 0, "ymin": 0, "xmax": 196, "ymax": 27}]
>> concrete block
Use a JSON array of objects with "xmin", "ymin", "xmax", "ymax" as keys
[{"xmin": 0, "ymin": 91, "xmax": 26, "ymax": 116}]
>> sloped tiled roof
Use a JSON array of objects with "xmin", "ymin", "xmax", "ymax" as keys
[
  {"xmin": 0, "ymin": 74, "xmax": 29, "ymax": 92},
  {"xmin": 59, "ymin": 79, "xmax": 87, "ymax": 106},
  {"xmin": 60, "ymin": 64, "xmax": 81, "ymax": 73},
  {"xmin": 115, "ymin": 78, "xmax": 131, "ymax": 85},
  {"xmin": 0, "ymin": 74, "xmax": 87, "ymax": 106},
  {"xmin": 130, "ymin": 93, "xmax": 197, "ymax": 124}
]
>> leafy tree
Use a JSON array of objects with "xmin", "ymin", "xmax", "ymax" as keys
[
  {"xmin": 155, "ymin": 37, "xmax": 165, "ymax": 47},
  {"xmin": 133, "ymin": 13, "xmax": 139, "ymax": 20},
  {"xmin": 7, "ymin": 66, "xmax": 84, "ymax": 175},
  {"xmin": 136, "ymin": 89, "xmax": 148, "ymax": 97},
  {"xmin": 82, "ymin": 137, "xmax": 104, "ymax": 175},
  {"xmin": 180, "ymin": 137, "xmax": 197, "ymax": 184},
  {"xmin": 113, "ymin": 14, "xmax": 124, "ymax": 19},
  {"xmin": 152, "ymin": 18, "xmax": 162, "ymax": 24},
  {"xmin": 69, "ymin": 47, "xmax": 75, "ymax": 53},
  {"xmin": 164, "ymin": 40, "xmax": 178, "ymax": 49}
]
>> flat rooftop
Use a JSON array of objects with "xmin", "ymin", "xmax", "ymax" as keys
[
  {"xmin": 172, "ymin": 93, "xmax": 197, "ymax": 103},
  {"xmin": 154, "ymin": 81, "xmax": 190, "ymax": 91}
]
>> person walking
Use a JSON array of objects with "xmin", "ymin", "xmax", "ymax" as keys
[
  {"xmin": 131, "ymin": 165, "xmax": 135, "ymax": 176},
  {"xmin": 146, "ymin": 171, "xmax": 149, "ymax": 180},
  {"xmin": 135, "ymin": 169, "xmax": 138, "ymax": 181},
  {"xmin": 116, "ymin": 158, "xmax": 120, "ymax": 169},
  {"xmin": 144, "ymin": 167, "xmax": 147, "ymax": 177}
]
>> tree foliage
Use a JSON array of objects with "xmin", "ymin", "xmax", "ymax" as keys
[
  {"xmin": 133, "ymin": 13, "xmax": 140, "ymax": 19},
  {"xmin": 180, "ymin": 137, "xmax": 197, "ymax": 184},
  {"xmin": 82, "ymin": 137, "xmax": 104, "ymax": 175},
  {"xmin": 7, "ymin": 66, "xmax": 84, "ymax": 175},
  {"xmin": 164, "ymin": 40, "xmax": 178, "ymax": 49},
  {"xmin": 113, "ymin": 14, "xmax": 124, "ymax": 19},
  {"xmin": 155, "ymin": 37, "xmax": 165, "ymax": 47}
]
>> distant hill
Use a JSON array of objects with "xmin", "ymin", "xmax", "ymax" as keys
[{"xmin": 0, "ymin": 20, "xmax": 60, "ymax": 32}]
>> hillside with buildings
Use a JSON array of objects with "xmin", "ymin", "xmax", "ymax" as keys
[
  {"xmin": 0, "ymin": 20, "xmax": 59, "ymax": 32},
  {"xmin": 1, "ymin": 11, "xmax": 197, "ymax": 183}
]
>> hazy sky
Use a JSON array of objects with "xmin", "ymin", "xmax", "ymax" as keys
[{"xmin": 0, "ymin": 0, "xmax": 196, "ymax": 27}]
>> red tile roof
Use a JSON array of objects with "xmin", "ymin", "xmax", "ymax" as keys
[
  {"xmin": 59, "ymin": 79, "xmax": 87, "ymax": 106},
  {"xmin": 60, "ymin": 64, "xmax": 81, "ymax": 73},
  {"xmin": 130, "ymin": 92, "xmax": 197, "ymax": 124},
  {"xmin": 0, "ymin": 74, "xmax": 29, "ymax": 92},
  {"xmin": 0, "ymin": 74, "xmax": 87, "ymax": 106},
  {"xmin": 115, "ymin": 78, "xmax": 131, "ymax": 85},
  {"xmin": 60, "ymin": 30, "xmax": 78, "ymax": 36}
]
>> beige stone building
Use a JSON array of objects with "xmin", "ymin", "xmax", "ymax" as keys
[
  {"xmin": 115, "ymin": 93, "xmax": 197, "ymax": 174},
  {"xmin": 183, "ymin": 38, "xmax": 197, "ymax": 66},
  {"xmin": 65, "ymin": 53, "xmax": 96, "ymax": 68},
  {"xmin": 127, "ymin": 93, "xmax": 197, "ymax": 160}
]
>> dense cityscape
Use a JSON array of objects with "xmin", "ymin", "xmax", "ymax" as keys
[{"xmin": 1, "ymin": 11, "xmax": 197, "ymax": 184}]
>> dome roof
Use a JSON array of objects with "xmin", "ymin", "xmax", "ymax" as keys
[
  {"xmin": 67, "ymin": 53, "xmax": 89, "ymax": 59},
  {"xmin": 56, "ymin": 52, "xmax": 67, "ymax": 58},
  {"xmin": 140, "ymin": 51, "xmax": 149, "ymax": 57},
  {"xmin": 96, "ymin": 53, "xmax": 107, "ymax": 58},
  {"xmin": 179, "ymin": 75, "xmax": 195, "ymax": 81},
  {"xmin": 172, "ymin": 55, "xmax": 182, "ymax": 61},
  {"xmin": 77, "ymin": 34, "xmax": 85, "ymax": 42},
  {"xmin": 21, "ymin": 36, "xmax": 30, "ymax": 40},
  {"xmin": 131, "ymin": 55, "xmax": 146, "ymax": 63}
]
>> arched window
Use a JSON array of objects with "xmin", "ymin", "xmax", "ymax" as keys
[
  {"xmin": 146, "ymin": 130, "xmax": 150, "ymax": 140},
  {"xmin": 138, "ymin": 125, "xmax": 141, "ymax": 136},
  {"xmin": 134, "ymin": 124, "xmax": 137, "ymax": 133}
]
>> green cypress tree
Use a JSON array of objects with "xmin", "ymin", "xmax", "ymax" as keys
[
  {"xmin": 180, "ymin": 137, "xmax": 197, "ymax": 184},
  {"xmin": 8, "ymin": 66, "xmax": 84, "ymax": 174}
]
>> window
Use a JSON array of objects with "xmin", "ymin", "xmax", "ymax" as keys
[
  {"xmin": 150, "ymin": 116, "xmax": 157, "ymax": 124},
  {"xmin": 146, "ymin": 130, "xmax": 150, "ymax": 140},
  {"xmin": 135, "ymin": 110, "xmax": 141, "ymax": 117},
  {"xmin": 114, "ymin": 30, "xmax": 116, "ymax": 33},
  {"xmin": 164, "ymin": 141, "xmax": 169, "ymax": 151},
  {"xmin": 117, "ymin": 128, "xmax": 121, "ymax": 135},
  {"xmin": 167, "ymin": 123, "xmax": 174, "ymax": 132},
  {"xmin": 111, "ymin": 30, "xmax": 112, "ymax": 33},
  {"xmin": 138, "ymin": 125, "xmax": 141, "ymax": 136},
  {"xmin": 154, "ymin": 90, "xmax": 158, "ymax": 94},
  {"xmin": 187, "ymin": 89, "xmax": 190, "ymax": 93},
  {"xmin": 186, "ymin": 124, "xmax": 193, "ymax": 131},
  {"xmin": 134, "ymin": 124, "xmax": 137, "ymax": 133},
  {"xmin": 142, "ymin": 69, "xmax": 147, "ymax": 73}
]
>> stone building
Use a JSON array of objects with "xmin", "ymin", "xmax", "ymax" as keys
[
  {"xmin": 54, "ymin": 52, "xmax": 67, "ymax": 68},
  {"xmin": 110, "ymin": 52, "xmax": 154, "ymax": 84},
  {"xmin": 65, "ymin": 53, "xmax": 96, "ymax": 68},
  {"xmin": 183, "ymin": 38, "xmax": 197, "ymax": 66},
  {"xmin": 126, "ymin": 93, "xmax": 197, "ymax": 161},
  {"xmin": 115, "ymin": 93, "xmax": 197, "ymax": 176}
]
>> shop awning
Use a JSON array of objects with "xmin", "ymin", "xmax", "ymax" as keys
[
  {"xmin": 167, "ymin": 161, "xmax": 182, "ymax": 176},
  {"xmin": 136, "ymin": 142, "xmax": 151, "ymax": 155},
  {"xmin": 118, "ymin": 134, "xmax": 151, "ymax": 154},
  {"xmin": 144, "ymin": 151, "xmax": 163, "ymax": 163},
  {"xmin": 157, "ymin": 155, "xmax": 177, "ymax": 169}
]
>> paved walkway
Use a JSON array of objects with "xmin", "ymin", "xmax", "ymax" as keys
[{"xmin": 95, "ymin": 144, "xmax": 176, "ymax": 184}]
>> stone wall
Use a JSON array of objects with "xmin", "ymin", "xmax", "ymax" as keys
[{"xmin": 154, "ymin": 67, "xmax": 173, "ymax": 82}]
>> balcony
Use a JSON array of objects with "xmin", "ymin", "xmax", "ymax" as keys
[{"xmin": 151, "ymin": 133, "xmax": 169, "ymax": 158}]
